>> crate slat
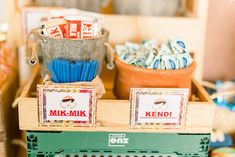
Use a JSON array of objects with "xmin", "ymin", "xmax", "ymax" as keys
[
  {"xmin": 18, "ymin": 95, "xmax": 215, "ymax": 133},
  {"xmin": 17, "ymin": 64, "xmax": 215, "ymax": 133},
  {"xmin": 25, "ymin": 131, "xmax": 210, "ymax": 157}
]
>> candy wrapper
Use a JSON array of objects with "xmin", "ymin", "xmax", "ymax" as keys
[
  {"xmin": 148, "ymin": 54, "xmax": 163, "ymax": 69},
  {"xmin": 159, "ymin": 43, "xmax": 172, "ymax": 55},
  {"xmin": 115, "ymin": 45, "xmax": 126, "ymax": 56},
  {"xmin": 41, "ymin": 19, "xmax": 66, "ymax": 38},
  {"xmin": 116, "ymin": 38, "xmax": 193, "ymax": 70},
  {"xmin": 41, "ymin": 9, "xmax": 104, "ymax": 39},
  {"xmin": 177, "ymin": 53, "xmax": 193, "ymax": 69},
  {"xmin": 170, "ymin": 38, "xmax": 189, "ymax": 54},
  {"xmin": 146, "ymin": 48, "xmax": 158, "ymax": 65},
  {"xmin": 65, "ymin": 16, "xmax": 99, "ymax": 39},
  {"xmin": 162, "ymin": 55, "xmax": 179, "ymax": 70},
  {"xmin": 143, "ymin": 39, "xmax": 158, "ymax": 50},
  {"xmin": 65, "ymin": 17, "xmax": 82, "ymax": 39}
]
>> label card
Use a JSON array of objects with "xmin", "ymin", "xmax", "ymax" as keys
[
  {"xmin": 130, "ymin": 88, "xmax": 189, "ymax": 128},
  {"xmin": 37, "ymin": 85, "xmax": 96, "ymax": 127}
]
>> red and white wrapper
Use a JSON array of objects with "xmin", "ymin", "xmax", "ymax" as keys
[
  {"xmin": 65, "ymin": 18, "xmax": 82, "ymax": 39},
  {"xmin": 42, "ymin": 19, "xmax": 66, "ymax": 38},
  {"xmin": 65, "ymin": 16, "xmax": 97, "ymax": 39},
  {"xmin": 41, "ymin": 9, "xmax": 103, "ymax": 39},
  {"xmin": 81, "ymin": 21, "xmax": 94, "ymax": 39}
]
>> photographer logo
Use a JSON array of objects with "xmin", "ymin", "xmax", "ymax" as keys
[{"xmin": 108, "ymin": 134, "xmax": 129, "ymax": 147}]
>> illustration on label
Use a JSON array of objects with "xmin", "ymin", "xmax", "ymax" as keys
[
  {"xmin": 130, "ymin": 88, "xmax": 189, "ymax": 128},
  {"xmin": 37, "ymin": 85, "xmax": 96, "ymax": 127}
]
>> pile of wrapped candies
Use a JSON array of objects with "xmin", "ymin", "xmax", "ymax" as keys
[
  {"xmin": 41, "ymin": 9, "xmax": 103, "ymax": 39},
  {"xmin": 115, "ymin": 39, "xmax": 193, "ymax": 70}
]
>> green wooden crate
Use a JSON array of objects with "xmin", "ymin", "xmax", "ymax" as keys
[{"xmin": 26, "ymin": 131, "xmax": 210, "ymax": 157}]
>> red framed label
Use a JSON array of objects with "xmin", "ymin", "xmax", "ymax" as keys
[
  {"xmin": 130, "ymin": 88, "xmax": 189, "ymax": 128},
  {"xmin": 37, "ymin": 85, "xmax": 96, "ymax": 127}
]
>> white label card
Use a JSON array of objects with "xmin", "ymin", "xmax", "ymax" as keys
[
  {"xmin": 37, "ymin": 85, "xmax": 96, "ymax": 127},
  {"xmin": 130, "ymin": 88, "xmax": 189, "ymax": 128}
]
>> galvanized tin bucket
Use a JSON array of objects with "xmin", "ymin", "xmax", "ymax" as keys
[{"xmin": 26, "ymin": 28, "xmax": 113, "ymax": 77}]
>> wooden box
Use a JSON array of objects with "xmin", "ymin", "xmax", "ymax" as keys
[{"xmin": 16, "ymin": 65, "xmax": 215, "ymax": 133}]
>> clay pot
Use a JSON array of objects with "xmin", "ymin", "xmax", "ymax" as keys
[{"xmin": 114, "ymin": 54, "xmax": 196, "ymax": 99}]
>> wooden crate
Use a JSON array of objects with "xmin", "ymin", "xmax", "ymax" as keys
[
  {"xmin": 16, "ymin": 65, "xmax": 215, "ymax": 133},
  {"xmin": 0, "ymin": 69, "xmax": 19, "ymax": 157}
]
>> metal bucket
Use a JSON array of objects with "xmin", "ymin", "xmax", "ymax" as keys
[{"xmin": 26, "ymin": 28, "xmax": 113, "ymax": 78}]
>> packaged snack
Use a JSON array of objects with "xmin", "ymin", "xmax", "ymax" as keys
[
  {"xmin": 170, "ymin": 38, "xmax": 189, "ymax": 54},
  {"xmin": 41, "ymin": 19, "xmax": 66, "ymax": 38},
  {"xmin": 81, "ymin": 20, "xmax": 95, "ymax": 39},
  {"xmin": 125, "ymin": 42, "xmax": 140, "ymax": 51},
  {"xmin": 115, "ymin": 45, "xmax": 126, "ymax": 56},
  {"xmin": 129, "ymin": 57, "xmax": 138, "ymax": 65},
  {"xmin": 162, "ymin": 55, "xmax": 179, "ymax": 70},
  {"xmin": 143, "ymin": 38, "xmax": 157, "ymax": 50},
  {"xmin": 123, "ymin": 53, "xmax": 136, "ymax": 64},
  {"xmin": 66, "ymin": 16, "xmax": 96, "ymax": 39},
  {"xmin": 177, "ymin": 52, "xmax": 193, "ymax": 69},
  {"xmin": 116, "ymin": 38, "xmax": 192, "ymax": 70},
  {"xmin": 65, "ymin": 16, "xmax": 82, "ymax": 39},
  {"xmin": 146, "ymin": 48, "xmax": 158, "ymax": 66},
  {"xmin": 75, "ymin": 10, "xmax": 103, "ymax": 36},
  {"xmin": 159, "ymin": 43, "xmax": 172, "ymax": 55},
  {"xmin": 135, "ymin": 57, "xmax": 147, "ymax": 68},
  {"xmin": 148, "ymin": 55, "xmax": 162, "ymax": 69},
  {"xmin": 40, "ymin": 9, "xmax": 104, "ymax": 39}
]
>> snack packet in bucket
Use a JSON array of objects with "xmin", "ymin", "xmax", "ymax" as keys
[
  {"xmin": 27, "ymin": 9, "xmax": 109, "ymax": 78},
  {"xmin": 41, "ymin": 9, "xmax": 104, "ymax": 39},
  {"xmin": 65, "ymin": 16, "xmax": 97, "ymax": 39},
  {"xmin": 41, "ymin": 19, "xmax": 66, "ymax": 38}
]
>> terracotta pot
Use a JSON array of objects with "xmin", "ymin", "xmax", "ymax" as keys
[{"xmin": 114, "ymin": 54, "xmax": 196, "ymax": 99}]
